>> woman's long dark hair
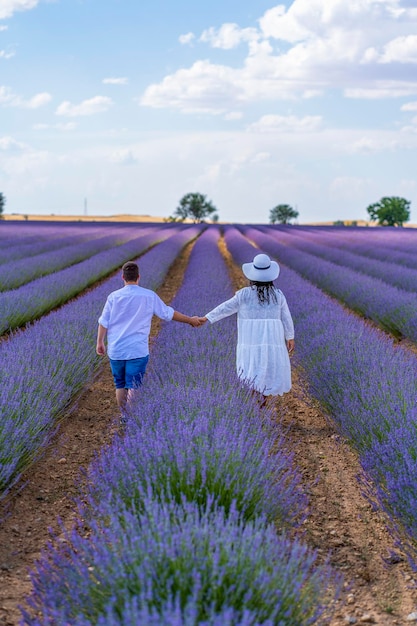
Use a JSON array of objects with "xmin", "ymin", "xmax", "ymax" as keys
[{"xmin": 250, "ymin": 281, "xmax": 278, "ymax": 305}]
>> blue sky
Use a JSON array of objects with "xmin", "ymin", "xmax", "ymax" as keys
[{"xmin": 1, "ymin": 0, "xmax": 417, "ymax": 224}]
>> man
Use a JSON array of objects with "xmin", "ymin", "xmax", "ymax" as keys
[{"xmin": 96, "ymin": 260, "xmax": 200, "ymax": 422}]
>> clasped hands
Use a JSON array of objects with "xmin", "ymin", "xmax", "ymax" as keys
[{"xmin": 189, "ymin": 316, "xmax": 208, "ymax": 328}]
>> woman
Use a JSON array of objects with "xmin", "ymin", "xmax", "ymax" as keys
[{"xmin": 201, "ymin": 253, "xmax": 294, "ymax": 398}]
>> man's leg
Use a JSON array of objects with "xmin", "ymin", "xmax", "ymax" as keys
[
  {"xmin": 116, "ymin": 388, "xmax": 128, "ymax": 411},
  {"xmin": 109, "ymin": 359, "xmax": 129, "ymax": 423},
  {"xmin": 125, "ymin": 356, "xmax": 149, "ymax": 411}
]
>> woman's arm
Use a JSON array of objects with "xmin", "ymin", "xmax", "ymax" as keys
[
  {"xmin": 280, "ymin": 294, "xmax": 295, "ymax": 341},
  {"xmin": 205, "ymin": 293, "xmax": 240, "ymax": 323}
]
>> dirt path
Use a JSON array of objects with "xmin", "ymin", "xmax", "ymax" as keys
[{"xmin": 1, "ymin": 238, "xmax": 416, "ymax": 625}]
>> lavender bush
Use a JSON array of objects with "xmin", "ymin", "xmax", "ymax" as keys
[
  {"xmin": 23, "ymin": 499, "xmax": 337, "ymax": 626},
  {"xmin": 87, "ymin": 374, "xmax": 303, "ymax": 530}
]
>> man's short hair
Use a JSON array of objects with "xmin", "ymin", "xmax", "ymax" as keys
[{"xmin": 122, "ymin": 261, "xmax": 139, "ymax": 282}]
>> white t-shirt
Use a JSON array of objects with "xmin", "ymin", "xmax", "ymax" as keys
[
  {"xmin": 205, "ymin": 286, "xmax": 294, "ymax": 396},
  {"xmin": 98, "ymin": 284, "xmax": 174, "ymax": 360}
]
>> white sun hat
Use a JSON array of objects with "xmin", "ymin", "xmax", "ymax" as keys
[{"xmin": 242, "ymin": 253, "xmax": 280, "ymax": 282}]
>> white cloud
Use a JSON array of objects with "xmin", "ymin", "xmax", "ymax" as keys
[
  {"xmin": 0, "ymin": 86, "xmax": 51, "ymax": 108},
  {"xmin": 0, "ymin": 135, "xmax": 27, "ymax": 151},
  {"xmin": 110, "ymin": 149, "xmax": 138, "ymax": 165},
  {"xmin": 224, "ymin": 111, "xmax": 243, "ymax": 120},
  {"xmin": 259, "ymin": 0, "xmax": 407, "ymax": 43},
  {"xmin": 251, "ymin": 151, "xmax": 271, "ymax": 163},
  {"xmin": 0, "ymin": 0, "xmax": 39, "ymax": 19},
  {"xmin": 200, "ymin": 23, "xmax": 258, "ymax": 49},
  {"xmin": 401, "ymin": 100, "xmax": 417, "ymax": 110},
  {"xmin": 247, "ymin": 114, "xmax": 323, "ymax": 133},
  {"xmin": 345, "ymin": 81, "xmax": 417, "ymax": 99},
  {"xmin": 140, "ymin": 0, "xmax": 417, "ymax": 114},
  {"xmin": 0, "ymin": 49, "xmax": 14, "ymax": 59},
  {"xmin": 380, "ymin": 34, "xmax": 417, "ymax": 63},
  {"xmin": 3, "ymin": 125, "xmax": 417, "ymax": 221},
  {"xmin": 140, "ymin": 60, "xmax": 241, "ymax": 114},
  {"xmin": 258, "ymin": 4, "xmax": 312, "ymax": 43},
  {"xmin": 25, "ymin": 92, "xmax": 52, "ymax": 108},
  {"xmin": 179, "ymin": 32, "xmax": 195, "ymax": 45},
  {"xmin": 302, "ymin": 89, "xmax": 323, "ymax": 99},
  {"xmin": 348, "ymin": 135, "xmax": 400, "ymax": 154},
  {"xmin": 55, "ymin": 96, "xmax": 113, "ymax": 117},
  {"xmin": 330, "ymin": 176, "xmax": 373, "ymax": 194},
  {"xmin": 401, "ymin": 115, "xmax": 417, "ymax": 132},
  {"xmin": 102, "ymin": 77, "xmax": 128, "ymax": 85},
  {"xmin": 0, "ymin": 86, "xmax": 13, "ymax": 105},
  {"xmin": 34, "ymin": 122, "xmax": 77, "ymax": 131}
]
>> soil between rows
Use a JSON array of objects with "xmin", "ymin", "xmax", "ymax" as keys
[{"xmin": 0, "ymin": 240, "xmax": 416, "ymax": 625}]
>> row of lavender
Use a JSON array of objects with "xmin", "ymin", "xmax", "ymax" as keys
[
  {"xmin": 226, "ymin": 226, "xmax": 417, "ymax": 564},
  {"xmin": 0, "ymin": 225, "xmax": 201, "ymax": 496},
  {"xmin": 0, "ymin": 220, "xmax": 156, "ymax": 249},
  {"xmin": 23, "ymin": 227, "xmax": 340, "ymax": 625},
  {"xmin": 280, "ymin": 224, "xmax": 417, "ymax": 258},
  {"xmin": 260, "ymin": 226, "xmax": 417, "ymax": 291},
  {"xmin": 0, "ymin": 227, "xmax": 158, "ymax": 291},
  {"xmin": 242, "ymin": 226, "xmax": 417, "ymax": 341},
  {"xmin": 0, "ymin": 224, "xmax": 118, "ymax": 264},
  {"xmin": 0, "ymin": 225, "xmax": 185, "ymax": 334}
]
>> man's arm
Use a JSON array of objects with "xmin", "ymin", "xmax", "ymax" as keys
[
  {"xmin": 96, "ymin": 324, "xmax": 108, "ymax": 355},
  {"xmin": 172, "ymin": 311, "xmax": 202, "ymax": 327}
]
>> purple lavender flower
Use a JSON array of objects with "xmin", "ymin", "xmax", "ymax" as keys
[{"xmin": 22, "ymin": 498, "xmax": 339, "ymax": 625}]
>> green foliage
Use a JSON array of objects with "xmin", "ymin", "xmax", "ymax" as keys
[
  {"xmin": 0, "ymin": 192, "xmax": 5, "ymax": 218},
  {"xmin": 269, "ymin": 204, "xmax": 299, "ymax": 224},
  {"xmin": 366, "ymin": 196, "xmax": 411, "ymax": 227},
  {"xmin": 172, "ymin": 192, "xmax": 218, "ymax": 223}
]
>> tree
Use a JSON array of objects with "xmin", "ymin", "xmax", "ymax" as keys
[
  {"xmin": 366, "ymin": 196, "xmax": 411, "ymax": 227},
  {"xmin": 172, "ymin": 192, "xmax": 218, "ymax": 223},
  {"xmin": 269, "ymin": 204, "xmax": 299, "ymax": 224},
  {"xmin": 0, "ymin": 192, "xmax": 5, "ymax": 219}
]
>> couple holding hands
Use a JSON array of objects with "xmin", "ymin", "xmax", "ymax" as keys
[{"xmin": 96, "ymin": 254, "xmax": 294, "ymax": 420}]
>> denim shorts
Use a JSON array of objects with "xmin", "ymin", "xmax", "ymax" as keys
[{"xmin": 109, "ymin": 355, "xmax": 149, "ymax": 389}]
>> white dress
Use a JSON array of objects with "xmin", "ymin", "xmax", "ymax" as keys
[{"xmin": 206, "ymin": 287, "xmax": 294, "ymax": 396}]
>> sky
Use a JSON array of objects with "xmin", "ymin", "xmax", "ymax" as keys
[{"xmin": 1, "ymin": 0, "xmax": 417, "ymax": 224}]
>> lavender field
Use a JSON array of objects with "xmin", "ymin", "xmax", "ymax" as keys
[
  {"xmin": 0, "ymin": 222, "xmax": 201, "ymax": 493},
  {"xmin": 2, "ymin": 220, "xmax": 417, "ymax": 623}
]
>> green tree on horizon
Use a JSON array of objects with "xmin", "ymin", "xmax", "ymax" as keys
[
  {"xmin": 366, "ymin": 196, "xmax": 411, "ymax": 227},
  {"xmin": 0, "ymin": 192, "xmax": 5, "ymax": 219},
  {"xmin": 269, "ymin": 204, "xmax": 299, "ymax": 224},
  {"xmin": 172, "ymin": 192, "xmax": 218, "ymax": 223}
]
